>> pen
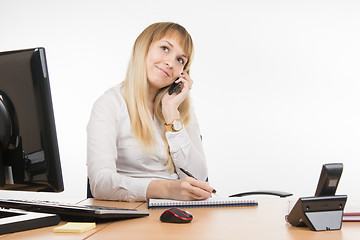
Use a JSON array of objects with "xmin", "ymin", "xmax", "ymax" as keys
[
  {"xmin": 179, "ymin": 167, "xmax": 217, "ymax": 194},
  {"xmin": 179, "ymin": 167, "xmax": 198, "ymax": 180}
]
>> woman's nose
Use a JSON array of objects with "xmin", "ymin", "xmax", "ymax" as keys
[{"xmin": 164, "ymin": 56, "xmax": 175, "ymax": 68}]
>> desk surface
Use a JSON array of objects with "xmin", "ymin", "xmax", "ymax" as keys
[{"xmin": 1, "ymin": 197, "xmax": 359, "ymax": 240}]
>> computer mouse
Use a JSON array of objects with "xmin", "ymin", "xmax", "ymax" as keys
[{"xmin": 160, "ymin": 207, "xmax": 193, "ymax": 223}]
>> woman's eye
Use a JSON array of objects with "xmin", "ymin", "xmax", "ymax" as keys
[
  {"xmin": 161, "ymin": 46, "xmax": 169, "ymax": 52},
  {"xmin": 177, "ymin": 58, "xmax": 184, "ymax": 64}
]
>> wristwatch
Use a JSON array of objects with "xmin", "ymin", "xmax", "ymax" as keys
[{"xmin": 164, "ymin": 119, "xmax": 183, "ymax": 132}]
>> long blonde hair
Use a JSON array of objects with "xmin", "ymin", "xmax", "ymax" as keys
[{"xmin": 122, "ymin": 22, "xmax": 194, "ymax": 149}]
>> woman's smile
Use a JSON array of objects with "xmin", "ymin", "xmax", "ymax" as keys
[{"xmin": 156, "ymin": 65, "xmax": 170, "ymax": 77}]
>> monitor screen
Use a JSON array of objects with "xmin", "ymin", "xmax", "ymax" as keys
[{"xmin": 0, "ymin": 47, "xmax": 64, "ymax": 192}]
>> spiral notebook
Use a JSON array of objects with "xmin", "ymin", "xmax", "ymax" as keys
[{"xmin": 148, "ymin": 197, "xmax": 258, "ymax": 209}]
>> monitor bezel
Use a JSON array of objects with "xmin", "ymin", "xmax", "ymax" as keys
[{"xmin": 0, "ymin": 47, "xmax": 64, "ymax": 192}]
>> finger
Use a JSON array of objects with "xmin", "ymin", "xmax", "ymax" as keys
[
  {"xmin": 178, "ymin": 77, "xmax": 192, "ymax": 92},
  {"xmin": 179, "ymin": 71, "xmax": 191, "ymax": 82},
  {"xmin": 180, "ymin": 71, "xmax": 189, "ymax": 78},
  {"xmin": 175, "ymin": 77, "xmax": 182, "ymax": 83},
  {"xmin": 178, "ymin": 178, "xmax": 211, "ymax": 200},
  {"xmin": 189, "ymin": 186, "xmax": 212, "ymax": 200},
  {"xmin": 186, "ymin": 178, "xmax": 213, "ymax": 197},
  {"xmin": 183, "ymin": 75, "xmax": 193, "ymax": 89},
  {"xmin": 192, "ymin": 179, "xmax": 214, "ymax": 194}
]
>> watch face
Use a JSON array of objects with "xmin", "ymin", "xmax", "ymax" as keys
[{"xmin": 172, "ymin": 120, "xmax": 183, "ymax": 131}]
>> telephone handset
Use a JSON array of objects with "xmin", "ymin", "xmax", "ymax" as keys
[{"xmin": 168, "ymin": 78, "xmax": 183, "ymax": 95}]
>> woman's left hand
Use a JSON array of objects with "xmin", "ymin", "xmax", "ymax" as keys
[{"xmin": 161, "ymin": 72, "xmax": 193, "ymax": 124}]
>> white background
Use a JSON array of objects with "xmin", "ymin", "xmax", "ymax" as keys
[{"xmin": 0, "ymin": 0, "xmax": 359, "ymax": 201}]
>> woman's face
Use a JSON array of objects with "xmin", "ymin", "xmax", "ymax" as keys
[{"xmin": 146, "ymin": 34, "xmax": 188, "ymax": 91}]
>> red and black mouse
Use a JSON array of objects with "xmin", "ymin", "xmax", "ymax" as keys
[{"xmin": 160, "ymin": 207, "xmax": 193, "ymax": 223}]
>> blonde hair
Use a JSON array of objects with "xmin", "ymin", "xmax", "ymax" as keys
[{"xmin": 121, "ymin": 22, "xmax": 194, "ymax": 149}]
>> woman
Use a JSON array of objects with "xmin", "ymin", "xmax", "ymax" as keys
[{"xmin": 87, "ymin": 22, "xmax": 214, "ymax": 202}]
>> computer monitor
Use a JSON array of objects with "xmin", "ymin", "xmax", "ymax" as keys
[
  {"xmin": 0, "ymin": 47, "xmax": 64, "ymax": 234},
  {"xmin": 0, "ymin": 47, "xmax": 63, "ymax": 192}
]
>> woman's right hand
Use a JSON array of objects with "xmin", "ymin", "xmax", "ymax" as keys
[{"xmin": 146, "ymin": 177, "xmax": 214, "ymax": 201}]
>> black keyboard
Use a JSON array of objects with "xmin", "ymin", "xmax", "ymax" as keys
[{"xmin": 0, "ymin": 198, "xmax": 149, "ymax": 221}]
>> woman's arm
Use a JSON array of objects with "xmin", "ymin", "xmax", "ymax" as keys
[
  {"xmin": 146, "ymin": 177, "xmax": 213, "ymax": 201},
  {"xmin": 165, "ymin": 110, "xmax": 208, "ymax": 180},
  {"xmin": 87, "ymin": 90, "xmax": 152, "ymax": 201},
  {"xmin": 146, "ymin": 114, "xmax": 213, "ymax": 201},
  {"xmin": 161, "ymin": 72, "xmax": 208, "ymax": 180}
]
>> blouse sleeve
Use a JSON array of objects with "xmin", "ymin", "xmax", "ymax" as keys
[
  {"xmin": 86, "ymin": 92, "xmax": 152, "ymax": 202},
  {"xmin": 165, "ymin": 107, "xmax": 208, "ymax": 181}
]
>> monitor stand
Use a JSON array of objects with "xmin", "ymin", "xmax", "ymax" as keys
[{"xmin": 0, "ymin": 208, "xmax": 60, "ymax": 235}]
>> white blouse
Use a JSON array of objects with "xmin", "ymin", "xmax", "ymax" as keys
[{"xmin": 87, "ymin": 84, "xmax": 208, "ymax": 201}]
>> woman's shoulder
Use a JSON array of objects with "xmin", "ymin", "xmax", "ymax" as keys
[
  {"xmin": 91, "ymin": 84, "xmax": 127, "ymax": 116},
  {"xmin": 96, "ymin": 84, "xmax": 125, "ymax": 105},
  {"xmin": 105, "ymin": 83, "xmax": 125, "ymax": 99}
]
